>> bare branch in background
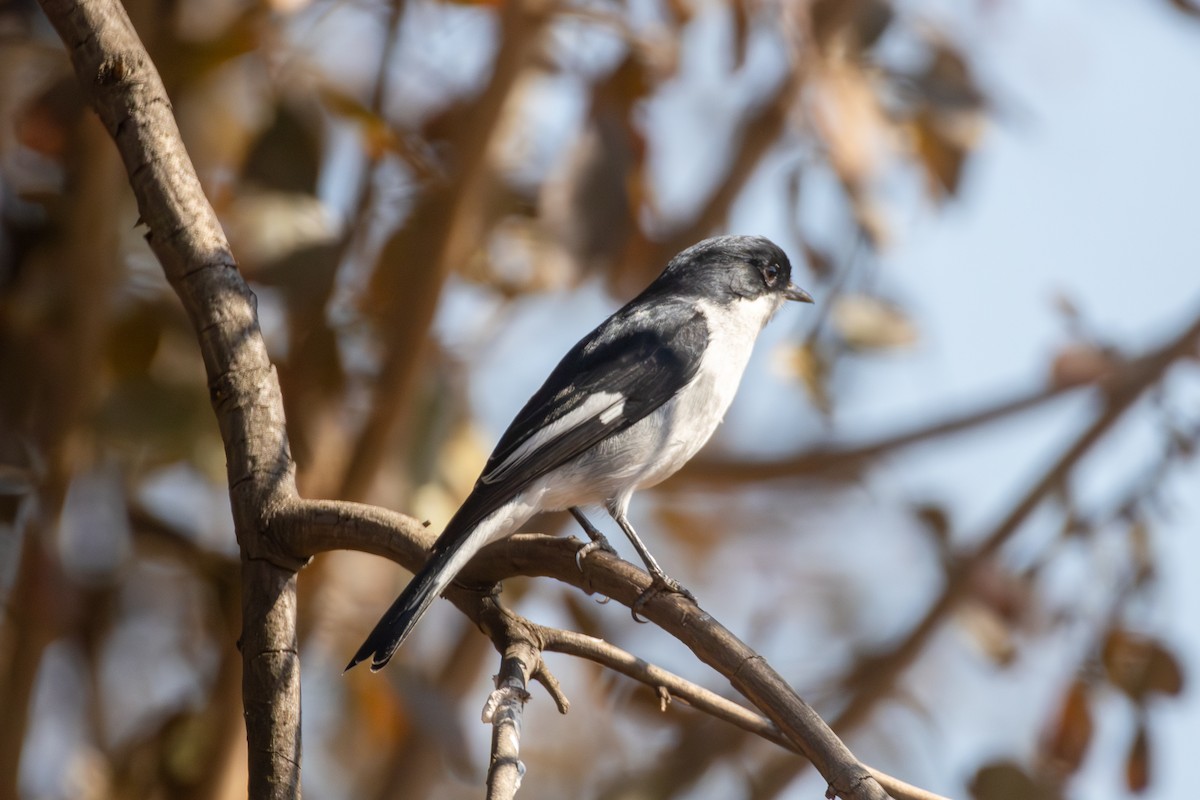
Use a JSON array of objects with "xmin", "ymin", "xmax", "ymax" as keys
[
  {"xmin": 753, "ymin": 305, "xmax": 1200, "ymax": 791},
  {"xmin": 680, "ymin": 379, "xmax": 1081, "ymax": 484},
  {"xmin": 838, "ymin": 306, "xmax": 1200, "ymax": 727},
  {"xmin": 337, "ymin": 0, "xmax": 552, "ymax": 502},
  {"xmin": 678, "ymin": 337, "xmax": 1174, "ymax": 486}
]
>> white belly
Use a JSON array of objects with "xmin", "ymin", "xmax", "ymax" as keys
[{"xmin": 530, "ymin": 292, "xmax": 783, "ymax": 512}]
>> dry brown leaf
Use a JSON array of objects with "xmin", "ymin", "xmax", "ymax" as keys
[
  {"xmin": 909, "ymin": 109, "xmax": 966, "ymax": 198},
  {"xmin": 1102, "ymin": 629, "xmax": 1185, "ymax": 702},
  {"xmin": 1045, "ymin": 678, "xmax": 1094, "ymax": 774},
  {"xmin": 346, "ymin": 668, "xmax": 410, "ymax": 746},
  {"xmin": 1127, "ymin": 721, "xmax": 1151, "ymax": 794},
  {"xmin": 1168, "ymin": 0, "xmax": 1200, "ymax": 17},
  {"xmin": 810, "ymin": 0, "xmax": 894, "ymax": 55},
  {"xmin": 970, "ymin": 761, "xmax": 1060, "ymax": 800},
  {"xmin": 912, "ymin": 502, "xmax": 951, "ymax": 543},
  {"xmin": 106, "ymin": 304, "xmax": 163, "ymax": 379},
  {"xmin": 772, "ymin": 340, "xmax": 833, "ymax": 415},
  {"xmin": 958, "ymin": 602, "xmax": 1016, "ymax": 666},
  {"xmin": 812, "ymin": 60, "xmax": 892, "ymax": 191},
  {"xmin": 800, "ymin": 240, "xmax": 835, "ymax": 279},
  {"xmin": 439, "ymin": 421, "xmax": 491, "ymax": 501},
  {"xmin": 830, "ymin": 294, "xmax": 918, "ymax": 351}
]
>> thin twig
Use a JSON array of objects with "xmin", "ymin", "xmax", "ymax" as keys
[
  {"xmin": 541, "ymin": 628, "xmax": 949, "ymax": 800},
  {"xmin": 678, "ymin": 379, "xmax": 1080, "ymax": 485}
]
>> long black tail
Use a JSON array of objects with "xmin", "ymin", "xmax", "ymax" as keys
[{"xmin": 345, "ymin": 541, "xmax": 468, "ymax": 672}]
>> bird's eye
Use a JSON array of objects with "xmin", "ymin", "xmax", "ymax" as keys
[{"xmin": 761, "ymin": 263, "xmax": 781, "ymax": 287}]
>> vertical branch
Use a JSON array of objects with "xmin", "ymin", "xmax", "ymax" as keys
[
  {"xmin": 484, "ymin": 642, "xmax": 537, "ymax": 800},
  {"xmin": 37, "ymin": 1, "xmax": 306, "ymax": 797},
  {"xmin": 240, "ymin": 562, "xmax": 301, "ymax": 797}
]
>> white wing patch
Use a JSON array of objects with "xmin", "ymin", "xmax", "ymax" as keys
[
  {"xmin": 481, "ymin": 391, "xmax": 627, "ymax": 484},
  {"xmin": 598, "ymin": 400, "xmax": 625, "ymax": 424}
]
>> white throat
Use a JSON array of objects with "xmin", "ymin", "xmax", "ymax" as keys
[{"xmin": 691, "ymin": 293, "xmax": 780, "ymax": 419}]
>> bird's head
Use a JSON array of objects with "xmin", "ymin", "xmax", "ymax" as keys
[{"xmin": 656, "ymin": 235, "xmax": 814, "ymax": 311}]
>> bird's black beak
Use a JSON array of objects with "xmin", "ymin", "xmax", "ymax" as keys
[{"xmin": 785, "ymin": 283, "xmax": 815, "ymax": 304}]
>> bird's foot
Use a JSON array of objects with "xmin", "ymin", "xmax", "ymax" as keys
[
  {"xmin": 631, "ymin": 572, "xmax": 697, "ymax": 622},
  {"xmin": 575, "ymin": 534, "xmax": 617, "ymax": 571}
]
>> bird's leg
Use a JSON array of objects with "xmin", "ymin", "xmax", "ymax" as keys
[
  {"xmin": 570, "ymin": 507, "xmax": 617, "ymax": 570},
  {"xmin": 610, "ymin": 512, "xmax": 697, "ymax": 620}
]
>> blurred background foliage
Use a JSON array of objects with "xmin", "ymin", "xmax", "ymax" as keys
[{"xmin": 1, "ymin": 0, "xmax": 1199, "ymax": 798}]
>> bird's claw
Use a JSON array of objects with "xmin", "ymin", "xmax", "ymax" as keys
[
  {"xmin": 631, "ymin": 573, "xmax": 697, "ymax": 622},
  {"xmin": 575, "ymin": 535, "xmax": 617, "ymax": 571}
]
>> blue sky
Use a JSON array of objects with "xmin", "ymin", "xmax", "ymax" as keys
[{"xmin": 855, "ymin": 2, "xmax": 1200, "ymax": 797}]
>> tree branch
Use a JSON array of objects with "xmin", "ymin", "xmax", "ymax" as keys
[
  {"xmin": 540, "ymin": 628, "xmax": 949, "ymax": 800},
  {"xmin": 37, "ymin": 2, "xmax": 305, "ymax": 796},
  {"xmin": 285, "ymin": 504, "xmax": 893, "ymax": 800},
  {"xmin": 483, "ymin": 635, "xmax": 538, "ymax": 800},
  {"xmin": 281, "ymin": 302, "xmax": 1200, "ymax": 796},
  {"xmin": 678, "ymin": 379, "xmax": 1080, "ymax": 485}
]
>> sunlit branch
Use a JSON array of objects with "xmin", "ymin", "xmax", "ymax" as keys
[
  {"xmin": 483, "ymin": 639, "xmax": 537, "ymax": 800},
  {"xmin": 38, "ymin": 1, "xmax": 308, "ymax": 796},
  {"xmin": 286, "ymin": 505, "xmax": 894, "ymax": 800},
  {"xmin": 541, "ymin": 628, "xmax": 949, "ymax": 800}
]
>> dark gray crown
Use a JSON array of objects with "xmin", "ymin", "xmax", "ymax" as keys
[{"xmin": 652, "ymin": 235, "xmax": 797, "ymax": 304}]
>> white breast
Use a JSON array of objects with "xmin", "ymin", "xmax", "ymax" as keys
[
  {"xmin": 688, "ymin": 293, "xmax": 784, "ymax": 421},
  {"xmin": 524, "ymin": 292, "xmax": 784, "ymax": 515},
  {"xmin": 617, "ymin": 292, "xmax": 783, "ymax": 495}
]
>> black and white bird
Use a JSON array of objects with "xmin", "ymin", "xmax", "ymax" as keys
[{"xmin": 347, "ymin": 235, "xmax": 813, "ymax": 672}]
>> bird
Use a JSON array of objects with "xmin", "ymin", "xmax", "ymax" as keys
[{"xmin": 347, "ymin": 235, "xmax": 814, "ymax": 672}]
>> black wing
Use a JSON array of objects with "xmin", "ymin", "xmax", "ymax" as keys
[
  {"xmin": 447, "ymin": 300, "xmax": 709, "ymax": 539},
  {"xmin": 347, "ymin": 300, "xmax": 709, "ymax": 672}
]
